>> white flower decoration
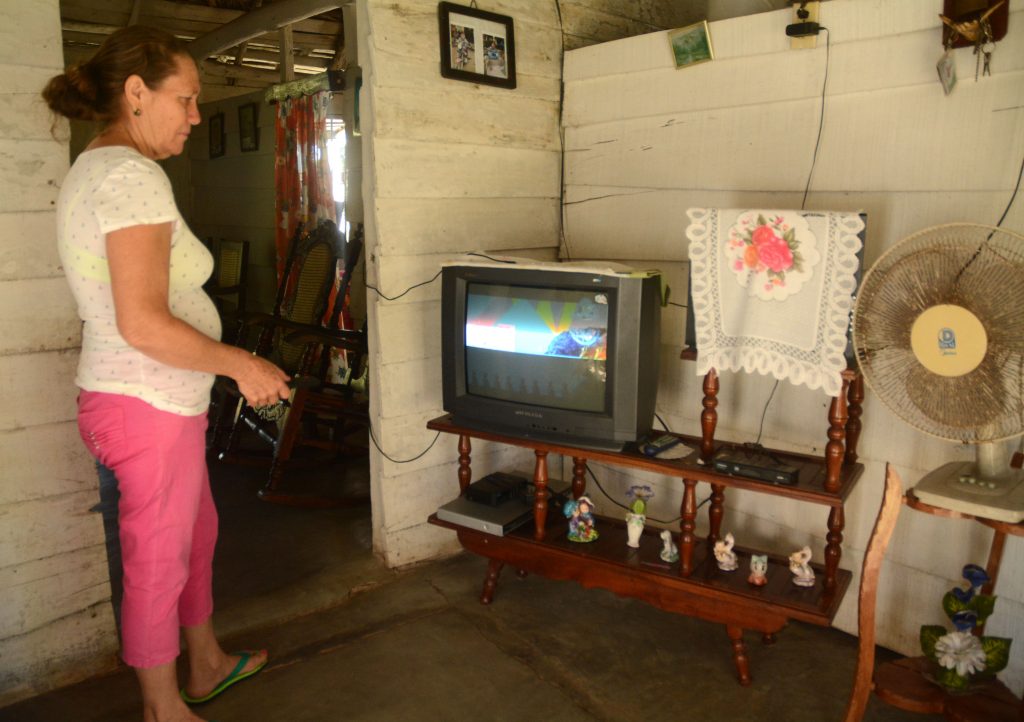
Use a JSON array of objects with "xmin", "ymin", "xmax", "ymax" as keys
[{"xmin": 934, "ymin": 631, "xmax": 986, "ymax": 677}]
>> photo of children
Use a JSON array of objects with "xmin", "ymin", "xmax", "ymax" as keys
[
  {"xmin": 450, "ymin": 24, "xmax": 474, "ymax": 70},
  {"xmin": 482, "ymin": 34, "xmax": 507, "ymax": 79}
]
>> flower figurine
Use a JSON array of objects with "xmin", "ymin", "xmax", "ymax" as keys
[
  {"xmin": 624, "ymin": 485, "xmax": 653, "ymax": 548},
  {"xmin": 626, "ymin": 485, "xmax": 654, "ymax": 515},
  {"xmin": 563, "ymin": 495, "xmax": 598, "ymax": 543},
  {"xmin": 920, "ymin": 563, "xmax": 1011, "ymax": 691}
]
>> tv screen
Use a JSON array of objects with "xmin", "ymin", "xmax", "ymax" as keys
[{"xmin": 442, "ymin": 260, "xmax": 661, "ymax": 450}]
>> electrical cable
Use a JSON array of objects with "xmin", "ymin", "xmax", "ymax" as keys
[
  {"xmin": 366, "ymin": 269, "xmax": 442, "ymax": 301},
  {"xmin": 753, "ymin": 379, "xmax": 780, "ymax": 448},
  {"xmin": 801, "ymin": 27, "xmax": 830, "ymax": 210},
  {"xmin": 584, "ymin": 463, "xmax": 709, "ymax": 526},
  {"xmin": 368, "ymin": 423, "xmax": 441, "ymax": 464}
]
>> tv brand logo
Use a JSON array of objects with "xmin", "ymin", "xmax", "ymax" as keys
[
  {"xmin": 514, "ymin": 410, "xmax": 543, "ymax": 418},
  {"xmin": 938, "ymin": 327, "xmax": 957, "ymax": 355}
]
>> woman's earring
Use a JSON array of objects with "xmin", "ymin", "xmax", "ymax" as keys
[{"xmin": 133, "ymin": 108, "xmax": 141, "ymax": 116}]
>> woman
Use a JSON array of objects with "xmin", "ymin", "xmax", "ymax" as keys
[{"xmin": 42, "ymin": 26, "xmax": 290, "ymax": 722}]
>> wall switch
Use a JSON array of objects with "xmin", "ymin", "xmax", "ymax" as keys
[{"xmin": 789, "ymin": 1, "xmax": 820, "ymax": 50}]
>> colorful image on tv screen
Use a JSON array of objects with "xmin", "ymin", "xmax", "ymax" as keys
[{"xmin": 464, "ymin": 283, "xmax": 609, "ymax": 413}]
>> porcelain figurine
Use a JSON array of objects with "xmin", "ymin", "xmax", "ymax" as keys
[
  {"xmin": 659, "ymin": 529, "xmax": 679, "ymax": 563},
  {"xmin": 713, "ymin": 532, "xmax": 738, "ymax": 571},
  {"xmin": 563, "ymin": 495, "xmax": 599, "ymax": 543},
  {"xmin": 748, "ymin": 554, "xmax": 768, "ymax": 586},
  {"xmin": 789, "ymin": 546, "xmax": 815, "ymax": 587}
]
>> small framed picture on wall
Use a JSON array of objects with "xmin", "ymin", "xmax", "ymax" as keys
[
  {"xmin": 438, "ymin": 2, "xmax": 516, "ymax": 89},
  {"xmin": 238, "ymin": 103, "xmax": 259, "ymax": 152},
  {"xmin": 208, "ymin": 112, "xmax": 225, "ymax": 158}
]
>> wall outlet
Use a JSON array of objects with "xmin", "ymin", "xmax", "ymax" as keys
[{"xmin": 790, "ymin": 1, "xmax": 820, "ymax": 50}]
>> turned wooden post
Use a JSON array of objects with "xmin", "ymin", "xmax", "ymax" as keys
[
  {"xmin": 532, "ymin": 450, "xmax": 549, "ymax": 541},
  {"xmin": 707, "ymin": 484, "xmax": 725, "ymax": 544},
  {"xmin": 845, "ymin": 371, "xmax": 864, "ymax": 465},
  {"xmin": 726, "ymin": 625, "xmax": 752, "ymax": 686},
  {"xmin": 480, "ymin": 559, "xmax": 504, "ymax": 604},
  {"xmin": 572, "ymin": 456, "xmax": 587, "ymax": 500},
  {"xmin": 457, "ymin": 434, "xmax": 472, "ymax": 493},
  {"xmin": 680, "ymin": 478, "xmax": 698, "ymax": 577},
  {"xmin": 825, "ymin": 505, "xmax": 845, "ymax": 591},
  {"xmin": 825, "ymin": 374, "xmax": 850, "ymax": 493},
  {"xmin": 701, "ymin": 369, "xmax": 719, "ymax": 462}
]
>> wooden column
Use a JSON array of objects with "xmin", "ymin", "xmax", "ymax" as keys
[
  {"xmin": 680, "ymin": 478, "xmax": 698, "ymax": 576},
  {"xmin": 457, "ymin": 434, "xmax": 472, "ymax": 493},
  {"xmin": 532, "ymin": 450, "xmax": 549, "ymax": 541},
  {"xmin": 825, "ymin": 374, "xmax": 850, "ymax": 493},
  {"xmin": 572, "ymin": 456, "xmax": 587, "ymax": 500},
  {"xmin": 707, "ymin": 484, "xmax": 725, "ymax": 543},
  {"xmin": 825, "ymin": 505, "xmax": 845, "ymax": 591},
  {"xmin": 701, "ymin": 369, "xmax": 719, "ymax": 461},
  {"xmin": 845, "ymin": 371, "xmax": 864, "ymax": 465}
]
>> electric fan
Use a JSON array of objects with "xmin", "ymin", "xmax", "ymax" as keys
[{"xmin": 852, "ymin": 223, "xmax": 1024, "ymax": 522}]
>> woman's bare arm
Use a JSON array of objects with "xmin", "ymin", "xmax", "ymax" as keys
[{"xmin": 106, "ymin": 222, "xmax": 291, "ymax": 407}]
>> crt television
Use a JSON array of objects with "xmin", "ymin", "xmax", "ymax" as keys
[{"xmin": 441, "ymin": 258, "xmax": 662, "ymax": 450}]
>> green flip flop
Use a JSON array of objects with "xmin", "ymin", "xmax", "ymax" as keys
[{"xmin": 180, "ymin": 651, "xmax": 267, "ymax": 705}]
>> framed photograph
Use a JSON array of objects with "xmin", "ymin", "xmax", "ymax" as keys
[
  {"xmin": 438, "ymin": 2, "xmax": 516, "ymax": 89},
  {"xmin": 208, "ymin": 112, "xmax": 225, "ymax": 158},
  {"xmin": 238, "ymin": 102, "xmax": 259, "ymax": 152},
  {"xmin": 667, "ymin": 21, "xmax": 714, "ymax": 70}
]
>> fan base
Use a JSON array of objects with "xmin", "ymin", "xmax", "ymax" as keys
[{"xmin": 912, "ymin": 461, "xmax": 1024, "ymax": 523}]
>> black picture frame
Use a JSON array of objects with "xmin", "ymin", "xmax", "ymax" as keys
[
  {"xmin": 438, "ymin": 2, "xmax": 516, "ymax": 89},
  {"xmin": 238, "ymin": 103, "xmax": 259, "ymax": 152},
  {"xmin": 209, "ymin": 112, "xmax": 225, "ymax": 158}
]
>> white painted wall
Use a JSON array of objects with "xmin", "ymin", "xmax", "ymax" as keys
[
  {"xmin": 0, "ymin": 0, "xmax": 120, "ymax": 706},
  {"xmin": 563, "ymin": 0, "xmax": 1024, "ymax": 694},
  {"xmin": 357, "ymin": 0, "xmax": 703, "ymax": 567}
]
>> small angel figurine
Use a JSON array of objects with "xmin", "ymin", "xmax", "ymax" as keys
[
  {"xmin": 563, "ymin": 495, "xmax": 599, "ymax": 543},
  {"xmin": 789, "ymin": 546, "xmax": 815, "ymax": 587},
  {"xmin": 713, "ymin": 532, "xmax": 738, "ymax": 571},
  {"xmin": 659, "ymin": 529, "xmax": 679, "ymax": 563},
  {"xmin": 748, "ymin": 554, "xmax": 768, "ymax": 586}
]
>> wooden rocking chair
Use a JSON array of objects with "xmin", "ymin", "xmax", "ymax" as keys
[{"xmin": 211, "ymin": 220, "xmax": 368, "ymax": 507}]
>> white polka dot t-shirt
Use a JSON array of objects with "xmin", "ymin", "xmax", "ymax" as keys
[{"xmin": 57, "ymin": 146, "xmax": 221, "ymax": 416}]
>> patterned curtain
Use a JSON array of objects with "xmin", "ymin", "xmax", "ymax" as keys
[{"xmin": 273, "ymin": 91, "xmax": 335, "ymax": 280}]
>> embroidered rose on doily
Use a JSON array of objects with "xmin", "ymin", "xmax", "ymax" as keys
[{"xmin": 725, "ymin": 211, "xmax": 820, "ymax": 301}]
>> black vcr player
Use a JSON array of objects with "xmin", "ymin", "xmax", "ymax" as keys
[{"xmin": 711, "ymin": 448, "xmax": 800, "ymax": 486}]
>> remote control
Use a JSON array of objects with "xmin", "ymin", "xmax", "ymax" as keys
[{"xmin": 642, "ymin": 434, "xmax": 681, "ymax": 457}]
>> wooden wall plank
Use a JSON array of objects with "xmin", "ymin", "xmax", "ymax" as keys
[
  {"xmin": 373, "ymin": 197, "xmax": 559, "ymax": 255},
  {"xmin": 0, "ymin": 278, "xmax": 80, "ymax": 356},
  {"xmin": 0, "ymin": 0, "xmax": 63, "ymax": 68},
  {"xmin": 0, "ymin": 350, "xmax": 80, "ymax": 431},
  {"xmin": 0, "ymin": 139, "xmax": 67, "ymax": 213},
  {"xmin": 372, "ymin": 139, "xmax": 560, "ymax": 199},
  {"xmin": 0, "ymin": 211, "xmax": 63, "ymax": 281},
  {"xmin": 373, "ymin": 87, "xmax": 559, "ymax": 150},
  {"xmin": 368, "ymin": 52, "xmax": 561, "ymax": 102},
  {"xmin": 0, "ymin": 422, "xmax": 97, "ymax": 505},
  {"xmin": 0, "ymin": 543, "xmax": 110, "ymax": 637}
]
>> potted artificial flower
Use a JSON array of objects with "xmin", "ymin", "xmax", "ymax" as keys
[
  {"xmin": 920, "ymin": 564, "xmax": 1012, "ymax": 692},
  {"xmin": 625, "ymin": 484, "xmax": 653, "ymax": 548}
]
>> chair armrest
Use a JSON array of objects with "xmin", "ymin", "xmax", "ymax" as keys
[{"xmin": 283, "ymin": 326, "xmax": 366, "ymax": 353}]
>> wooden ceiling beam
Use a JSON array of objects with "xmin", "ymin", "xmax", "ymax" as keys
[{"xmin": 187, "ymin": 0, "xmax": 341, "ymax": 60}]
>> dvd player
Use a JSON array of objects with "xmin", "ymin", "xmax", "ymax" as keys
[{"xmin": 712, "ymin": 448, "xmax": 799, "ymax": 486}]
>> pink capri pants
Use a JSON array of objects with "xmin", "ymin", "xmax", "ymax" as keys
[{"xmin": 78, "ymin": 391, "xmax": 217, "ymax": 669}]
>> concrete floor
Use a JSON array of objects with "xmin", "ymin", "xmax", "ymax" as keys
[{"xmin": 0, "ymin": 453, "xmax": 942, "ymax": 722}]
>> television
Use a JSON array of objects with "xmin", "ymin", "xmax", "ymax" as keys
[{"xmin": 441, "ymin": 258, "xmax": 662, "ymax": 450}]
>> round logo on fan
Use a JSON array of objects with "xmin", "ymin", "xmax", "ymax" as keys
[{"xmin": 910, "ymin": 304, "xmax": 987, "ymax": 377}]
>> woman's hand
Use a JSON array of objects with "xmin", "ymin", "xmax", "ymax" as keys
[{"xmin": 233, "ymin": 353, "xmax": 291, "ymax": 408}]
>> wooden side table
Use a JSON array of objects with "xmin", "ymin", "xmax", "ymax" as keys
[{"xmin": 871, "ymin": 490, "xmax": 1024, "ymax": 721}]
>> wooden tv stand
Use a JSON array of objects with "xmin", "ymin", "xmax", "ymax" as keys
[{"xmin": 427, "ymin": 369, "xmax": 865, "ymax": 685}]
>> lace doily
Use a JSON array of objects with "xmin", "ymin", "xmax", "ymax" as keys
[{"xmin": 686, "ymin": 208, "xmax": 864, "ymax": 397}]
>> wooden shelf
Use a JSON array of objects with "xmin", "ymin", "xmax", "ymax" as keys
[
  {"xmin": 426, "ymin": 389, "xmax": 865, "ymax": 686},
  {"xmin": 429, "ymin": 511, "xmax": 851, "ymax": 629}
]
